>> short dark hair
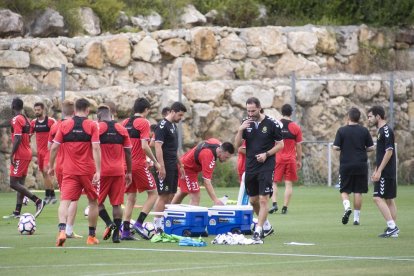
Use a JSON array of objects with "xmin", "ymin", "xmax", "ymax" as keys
[
  {"xmin": 281, "ymin": 104, "xmax": 293, "ymax": 117},
  {"xmin": 62, "ymin": 100, "xmax": 74, "ymax": 116},
  {"xmin": 34, "ymin": 102, "xmax": 45, "ymax": 109},
  {"xmin": 348, "ymin": 107, "xmax": 361, "ymax": 123},
  {"xmin": 221, "ymin": 142, "xmax": 235, "ymax": 154},
  {"xmin": 246, "ymin": 97, "xmax": 261, "ymax": 108},
  {"xmin": 133, "ymin": 98, "xmax": 150, "ymax": 113},
  {"xmin": 171, "ymin": 102, "xmax": 187, "ymax": 113},
  {"xmin": 97, "ymin": 105, "xmax": 111, "ymax": 121},
  {"xmin": 12, "ymin": 97, "xmax": 23, "ymax": 111},
  {"xmin": 161, "ymin": 107, "xmax": 171, "ymax": 117},
  {"xmin": 368, "ymin": 105, "xmax": 385, "ymax": 120},
  {"xmin": 75, "ymin": 98, "xmax": 90, "ymax": 112}
]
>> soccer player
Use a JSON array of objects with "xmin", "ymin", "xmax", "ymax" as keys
[
  {"xmin": 3, "ymin": 98, "xmax": 46, "ymax": 219},
  {"xmin": 333, "ymin": 107, "xmax": 374, "ymax": 225},
  {"xmin": 153, "ymin": 102, "xmax": 187, "ymax": 232},
  {"xmin": 235, "ymin": 97, "xmax": 284, "ymax": 241},
  {"xmin": 269, "ymin": 104, "xmax": 303, "ymax": 215},
  {"xmin": 367, "ymin": 105, "xmax": 399, "ymax": 238},
  {"xmin": 96, "ymin": 105, "xmax": 132, "ymax": 243},
  {"xmin": 171, "ymin": 139, "xmax": 235, "ymax": 206},
  {"xmin": 48, "ymin": 100, "xmax": 82, "ymax": 239},
  {"xmin": 49, "ymin": 98, "xmax": 101, "ymax": 246},
  {"xmin": 121, "ymin": 98, "xmax": 160, "ymax": 240},
  {"xmin": 149, "ymin": 107, "xmax": 170, "ymax": 148},
  {"xmin": 30, "ymin": 102, "xmax": 57, "ymax": 204}
]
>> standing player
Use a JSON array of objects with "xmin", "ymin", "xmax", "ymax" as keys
[
  {"xmin": 333, "ymin": 107, "xmax": 374, "ymax": 225},
  {"xmin": 48, "ymin": 100, "xmax": 82, "ymax": 239},
  {"xmin": 367, "ymin": 105, "xmax": 399, "ymax": 238},
  {"xmin": 3, "ymin": 98, "xmax": 46, "ymax": 219},
  {"xmin": 153, "ymin": 102, "xmax": 187, "ymax": 232},
  {"xmin": 31, "ymin": 102, "xmax": 57, "ymax": 204},
  {"xmin": 235, "ymin": 97, "xmax": 284, "ymax": 241},
  {"xmin": 171, "ymin": 139, "xmax": 235, "ymax": 206},
  {"xmin": 269, "ymin": 104, "xmax": 303, "ymax": 215},
  {"xmin": 121, "ymin": 98, "xmax": 160, "ymax": 240},
  {"xmin": 96, "ymin": 106, "xmax": 132, "ymax": 243},
  {"xmin": 49, "ymin": 98, "xmax": 101, "ymax": 246}
]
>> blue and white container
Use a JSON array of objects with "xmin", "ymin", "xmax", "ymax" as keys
[
  {"xmin": 163, "ymin": 204, "xmax": 209, "ymax": 237},
  {"xmin": 207, "ymin": 205, "xmax": 253, "ymax": 235}
]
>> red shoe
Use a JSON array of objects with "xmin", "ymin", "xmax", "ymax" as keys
[
  {"xmin": 87, "ymin": 235, "xmax": 99, "ymax": 245},
  {"xmin": 56, "ymin": 230, "xmax": 66, "ymax": 247}
]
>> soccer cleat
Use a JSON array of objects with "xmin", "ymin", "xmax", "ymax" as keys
[
  {"xmin": 44, "ymin": 196, "xmax": 51, "ymax": 205},
  {"xmin": 263, "ymin": 225, "xmax": 274, "ymax": 238},
  {"xmin": 121, "ymin": 230, "xmax": 138, "ymax": 241},
  {"xmin": 252, "ymin": 231, "xmax": 262, "ymax": 242},
  {"xmin": 342, "ymin": 208, "xmax": 352, "ymax": 225},
  {"xmin": 268, "ymin": 204, "xmax": 278, "ymax": 214},
  {"xmin": 49, "ymin": 197, "xmax": 58, "ymax": 205},
  {"xmin": 281, "ymin": 206, "xmax": 288, "ymax": 214},
  {"xmin": 102, "ymin": 224, "xmax": 116, "ymax": 240},
  {"xmin": 132, "ymin": 223, "xmax": 150, "ymax": 240},
  {"xmin": 353, "ymin": 221, "xmax": 360, "ymax": 226},
  {"xmin": 86, "ymin": 236, "xmax": 99, "ymax": 245},
  {"xmin": 56, "ymin": 230, "xmax": 66, "ymax": 247},
  {"xmin": 3, "ymin": 212, "xmax": 20, "ymax": 219},
  {"xmin": 112, "ymin": 228, "xmax": 120, "ymax": 243},
  {"xmin": 378, "ymin": 226, "xmax": 399, "ymax": 238},
  {"xmin": 34, "ymin": 200, "xmax": 46, "ymax": 218},
  {"xmin": 66, "ymin": 232, "xmax": 83, "ymax": 239}
]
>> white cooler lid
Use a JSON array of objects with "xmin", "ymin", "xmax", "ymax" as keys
[
  {"xmin": 209, "ymin": 205, "xmax": 253, "ymax": 211},
  {"xmin": 165, "ymin": 204, "xmax": 208, "ymax": 212}
]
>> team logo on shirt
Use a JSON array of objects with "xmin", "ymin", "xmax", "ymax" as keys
[
  {"xmin": 170, "ymin": 128, "xmax": 174, "ymax": 134},
  {"xmin": 384, "ymin": 126, "xmax": 390, "ymax": 138},
  {"xmin": 377, "ymin": 133, "xmax": 381, "ymax": 140},
  {"xmin": 159, "ymin": 120, "xmax": 166, "ymax": 129},
  {"xmin": 262, "ymin": 126, "xmax": 268, "ymax": 133}
]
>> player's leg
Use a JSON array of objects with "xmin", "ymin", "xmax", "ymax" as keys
[
  {"xmin": 269, "ymin": 164, "xmax": 283, "ymax": 214},
  {"xmin": 352, "ymin": 173, "xmax": 368, "ymax": 225},
  {"xmin": 98, "ymin": 176, "xmax": 116, "ymax": 240},
  {"xmin": 281, "ymin": 162, "xmax": 298, "ymax": 214},
  {"xmin": 66, "ymin": 200, "xmax": 82, "ymax": 238},
  {"xmin": 122, "ymin": 170, "xmax": 138, "ymax": 240},
  {"xmin": 269, "ymin": 181, "xmax": 278, "ymax": 214},
  {"xmin": 339, "ymin": 173, "xmax": 352, "ymax": 224},
  {"xmin": 373, "ymin": 178, "xmax": 398, "ymax": 237},
  {"xmin": 353, "ymin": 193, "xmax": 362, "ymax": 225},
  {"xmin": 386, "ymin": 198, "xmax": 397, "ymax": 222},
  {"xmin": 57, "ymin": 199, "xmax": 71, "ymax": 246},
  {"xmin": 171, "ymin": 190, "xmax": 187, "ymax": 204},
  {"xmin": 282, "ymin": 180, "xmax": 293, "ymax": 214},
  {"xmin": 81, "ymin": 174, "xmax": 99, "ymax": 245},
  {"xmin": 112, "ymin": 204, "xmax": 122, "ymax": 243}
]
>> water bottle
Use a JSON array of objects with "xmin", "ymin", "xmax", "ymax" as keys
[{"xmin": 219, "ymin": 195, "xmax": 228, "ymax": 205}]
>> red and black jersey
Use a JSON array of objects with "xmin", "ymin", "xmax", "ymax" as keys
[
  {"xmin": 276, "ymin": 119, "xmax": 303, "ymax": 163},
  {"xmin": 31, "ymin": 116, "xmax": 56, "ymax": 154},
  {"xmin": 11, "ymin": 114, "xmax": 32, "ymax": 160},
  {"xmin": 122, "ymin": 116, "xmax": 150, "ymax": 167}
]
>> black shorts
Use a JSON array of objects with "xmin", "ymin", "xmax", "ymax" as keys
[
  {"xmin": 245, "ymin": 170, "xmax": 273, "ymax": 197},
  {"xmin": 339, "ymin": 173, "xmax": 368, "ymax": 194},
  {"xmin": 373, "ymin": 177, "xmax": 397, "ymax": 199},
  {"xmin": 156, "ymin": 164, "xmax": 178, "ymax": 195}
]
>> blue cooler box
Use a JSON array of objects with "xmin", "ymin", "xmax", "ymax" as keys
[
  {"xmin": 163, "ymin": 204, "xmax": 209, "ymax": 237},
  {"xmin": 208, "ymin": 205, "xmax": 253, "ymax": 235}
]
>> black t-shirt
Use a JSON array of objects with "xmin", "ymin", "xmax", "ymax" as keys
[
  {"xmin": 155, "ymin": 118, "xmax": 178, "ymax": 166},
  {"xmin": 242, "ymin": 115, "xmax": 283, "ymax": 173},
  {"xmin": 376, "ymin": 124, "xmax": 396, "ymax": 179},
  {"xmin": 333, "ymin": 124, "xmax": 374, "ymax": 175}
]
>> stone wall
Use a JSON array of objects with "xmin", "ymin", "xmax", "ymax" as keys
[{"xmin": 1, "ymin": 25, "xmax": 413, "ymax": 190}]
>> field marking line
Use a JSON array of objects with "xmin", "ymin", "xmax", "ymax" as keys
[{"xmin": 34, "ymin": 246, "xmax": 414, "ymax": 262}]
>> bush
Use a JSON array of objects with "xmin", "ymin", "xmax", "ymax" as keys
[{"xmin": 212, "ymin": 161, "xmax": 239, "ymax": 188}]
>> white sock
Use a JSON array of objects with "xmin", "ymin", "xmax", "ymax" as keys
[
  {"xmin": 342, "ymin": 200, "xmax": 351, "ymax": 210},
  {"xmin": 263, "ymin": 219, "xmax": 271, "ymax": 231},
  {"xmin": 255, "ymin": 226, "xmax": 263, "ymax": 234},
  {"xmin": 386, "ymin": 220, "xmax": 396, "ymax": 229},
  {"xmin": 353, "ymin": 210, "xmax": 360, "ymax": 222},
  {"xmin": 65, "ymin": 224, "xmax": 73, "ymax": 235}
]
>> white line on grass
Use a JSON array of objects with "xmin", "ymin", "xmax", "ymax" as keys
[{"xmin": 36, "ymin": 246, "xmax": 414, "ymax": 262}]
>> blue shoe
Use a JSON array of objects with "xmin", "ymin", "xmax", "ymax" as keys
[
  {"xmin": 132, "ymin": 222, "xmax": 149, "ymax": 240},
  {"xmin": 121, "ymin": 230, "xmax": 138, "ymax": 241}
]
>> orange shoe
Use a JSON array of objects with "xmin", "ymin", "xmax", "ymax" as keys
[
  {"xmin": 87, "ymin": 235, "xmax": 99, "ymax": 245},
  {"xmin": 56, "ymin": 230, "xmax": 66, "ymax": 247}
]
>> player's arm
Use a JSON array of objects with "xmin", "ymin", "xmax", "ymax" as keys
[
  {"xmin": 203, "ymin": 178, "xmax": 223, "ymax": 205},
  {"xmin": 10, "ymin": 135, "xmax": 22, "ymax": 165},
  {"xmin": 372, "ymin": 149, "xmax": 393, "ymax": 181},
  {"xmin": 124, "ymin": 147, "xmax": 132, "ymax": 186},
  {"xmin": 92, "ymin": 143, "xmax": 101, "ymax": 184},
  {"xmin": 48, "ymin": 142, "xmax": 60, "ymax": 176},
  {"xmin": 155, "ymin": 142, "xmax": 166, "ymax": 179},
  {"xmin": 142, "ymin": 139, "xmax": 159, "ymax": 168},
  {"xmin": 238, "ymin": 146, "xmax": 246, "ymax": 155},
  {"xmin": 296, "ymin": 142, "xmax": 302, "ymax": 169},
  {"xmin": 235, "ymin": 119, "xmax": 251, "ymax": 148}
]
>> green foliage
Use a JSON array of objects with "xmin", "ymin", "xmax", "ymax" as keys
[
  {"xmin": 0, "ymin": 0, "xmax": 50, "ymax": 15},
  {"xmin": 212, "ymin": 161, "xmax": 239, "ymax": 187},
  {"xmin": 89, "ymin": 0, "xmax": 124, "ymax": 31}
]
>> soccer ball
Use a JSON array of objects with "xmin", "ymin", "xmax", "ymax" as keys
[
  {"xmin": 84, "ymin": 206, "xmax": 89, "ymax": 217},
  {"xmin": 142, "ymin": 222, "xmax": 156, "ymax": 239},
  {"xmin": 251, "ymin": 217, "xmax": 258, "ymax": 232},
  {"xmin": 18, "ymin": 213, "xmax": 36, "ymax": 235}
]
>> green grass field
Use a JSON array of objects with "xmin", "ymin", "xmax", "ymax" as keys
[{"xmin": 1, "ymin": 185, "xmax": 413, "ymax": 275}]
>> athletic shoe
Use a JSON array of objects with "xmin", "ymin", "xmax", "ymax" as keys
[
  {"xmin": 66, "ymin": 232, "xmax": 83, "ymax": 239},
  {"xmin": 252, "ymin": 231, "xmax": 262, "ymax": 241},
  {"xmin": 44, "ymin": 196, "xmax": 51, "ymax": 205},
  {"xmin": 268, "ymin": 204, "xmax": 278, "ymax": 214},
  {"xmin": 132, "ymin": 222, "xmax": 150, "ymax": 240},
  {"xmin": 263, "ymin": 225, "xmax": 274, "ymax": 238},
  {"xmin": 353, "ymin": 221, "xmax": 360, "ymax": 226},
  {"xmin": 102, "ymin": 224, "xmax": 116, "ymax": 240},
  {"xmin": 2, "ymin": 212, "xmax": 20, "ymax": 219},
  {"xmin": 49, "ymin": 197, "xmax": 58, "ymax": 205},
  {"xmin": 56, "ymin": 230, "xmax": 66, "ymax": 247},
  {"xmin": 86, "ymin": 236, "xmax": 99, "ymax": 245},
  {"xmin": 121, "ymin": 230, "xmax": 138, "ymax": 241},
  {"xmin": 281, "ymin": 206, "xmax": 288, "ymax": 214},
  {"xmin": 378, "ymin": 226, "xmax": 399, "ymax": 238},
  {"xmin": 342, "ymin": 208, "xmax": 352, "ymax": 225},
  {"xmin": 34, "ymin": 200, "xmax": 46, "ymax": 218},
  {"xmin": 112, "ymin": 228, "xmax": 120, "ymax": 243}
]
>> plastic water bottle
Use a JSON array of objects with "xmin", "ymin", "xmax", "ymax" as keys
[{"xmin": 219, "ymin": 195, "xmax": 229, "ymax": 205}]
